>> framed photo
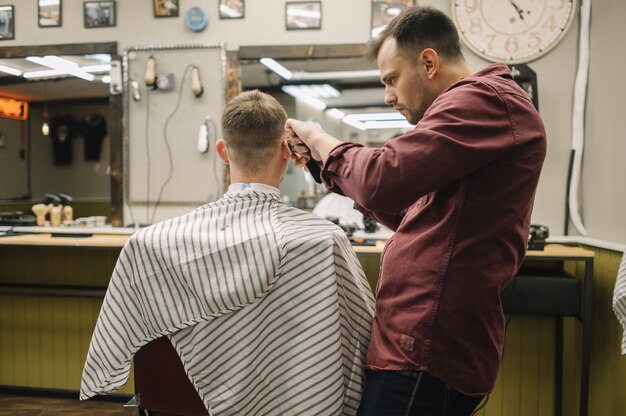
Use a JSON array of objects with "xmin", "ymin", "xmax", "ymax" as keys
[
  {"xmin": 154, "ymin": 0, "xmax": 178, "ymax": 18},
  {"xmin": 83, "ymin": 1, "xmax": 116, "ymax": 28},
  {"xmin": 285, "ymin": 1, "xmax": 321, "ymax": 30},
  {"xmin": 219, "ymin": 0, "xmax": 244, "ymax": 20},
  {"xmin": 371, "ymin": 0, "xmax": 414, "ymax": 38},
  {"xmin": 0, "ymin": 5, "xmax": 15, "ymax": 40},
  {"xmin": 39, "ymin": 0, "xmax": 62, "ymax": 27}
]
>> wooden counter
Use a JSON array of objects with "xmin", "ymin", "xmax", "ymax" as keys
[
  {"xmin": 0, "ymin": 231, "xmax": 595, "ymax": 412},
  {"xmin": 0, "ymin": 233, "xmax": 130, "ymax": 248}
]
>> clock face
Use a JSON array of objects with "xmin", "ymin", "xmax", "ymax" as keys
[{"xmin": 452, "ymin": 0, "xmax": 577, "ymax": 63}]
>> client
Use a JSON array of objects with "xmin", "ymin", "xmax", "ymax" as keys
[{"xmin": 80, "ymin": 90, "xmax": 375, "ymax": 416}]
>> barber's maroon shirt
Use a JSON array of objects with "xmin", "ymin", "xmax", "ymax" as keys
[{"xmin": 321, "ymin": 64, "xmax": 546, "ymax": 396}]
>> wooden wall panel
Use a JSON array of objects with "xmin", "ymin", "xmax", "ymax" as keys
[{"xmin": 0, "ymin": 245, "xmax": 132, "ymax": 394}]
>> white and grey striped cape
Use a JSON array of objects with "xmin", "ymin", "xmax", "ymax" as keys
[
  {"xmin": 80, "ymin": 186, "xmax": 375, "ymax": 416},
  {"xmin": 612, "ymin": 251, "xmax": 626, "ymax": 353}
]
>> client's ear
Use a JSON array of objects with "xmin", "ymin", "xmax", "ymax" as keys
[
  {"xmin": 281, "ymin": 140, "xmax": 291, "ymax": 160},
  {"xmin": 216, "ymin": 139, "xmax": 229, "ymax": 165}
]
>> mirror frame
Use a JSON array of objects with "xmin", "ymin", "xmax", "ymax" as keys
[{"xmin": 0, "ymin": 42, "xmax": 123, "ymax": 226}]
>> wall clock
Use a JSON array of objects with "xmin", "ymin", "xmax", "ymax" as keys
[{"xmin": 452, "ymin": 0, "xmax": 578, "ymax": 63}]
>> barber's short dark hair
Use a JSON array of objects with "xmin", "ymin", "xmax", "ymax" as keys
[
  {"xmin": 366, "ymin": 6, "xmax": 463, "ymax": 63},
  {"xmin": 221, "ymin": 90, "xmax": 287, "ymax": 169}
]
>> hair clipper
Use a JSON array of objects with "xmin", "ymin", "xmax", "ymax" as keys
[{"xmin": 288, "ymin": 142, "xmax": 322, "ymax": 184}]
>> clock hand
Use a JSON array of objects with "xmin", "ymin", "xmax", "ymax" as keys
[{"xmin": 509, "ymin": 0, "xmax": 525, "ymax": 21}]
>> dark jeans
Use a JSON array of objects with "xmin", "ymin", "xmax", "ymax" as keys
[{"xmin": 356, "ymin": 370, "xmax": 484, "ymax": 416}]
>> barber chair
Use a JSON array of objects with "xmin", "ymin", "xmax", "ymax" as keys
[{"xmin": 124, "ymin": 336, "xmax": 209, "ymax": 416}]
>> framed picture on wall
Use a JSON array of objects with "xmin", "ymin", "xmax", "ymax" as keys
[
  {"xmin": 371, "ymin": 0, "xmax": 414, "ymax": 38},
  {"xmin": 154, "ymin": 0, "xmax": 179, "ymax": 18},
  {"xmin": 285, "ymin": 1, "xmax": 321, "ymax": 30},
  {"xmin": 219, "ymin": 0, "xmax": 244, "ymax": 19},
  {"xmin": 0, "ymin": 5, "xmax": 15, "ymax": 40},
  {"xmin": 38, "ymin": 0, "xmax": 62, "ymax": 28},
  {"xmin": 83, "ymin": 1, "xmax": 116, "ymax": 28}
]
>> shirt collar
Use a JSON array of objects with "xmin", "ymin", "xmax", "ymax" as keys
[{"xmin": 227, "ymin": 183, "xmax": 281, "ymax": 197}]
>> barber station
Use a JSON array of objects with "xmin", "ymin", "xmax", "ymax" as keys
[{"xmin": 0, "ymin": 1, "xmax": 625, "ymax": 416}]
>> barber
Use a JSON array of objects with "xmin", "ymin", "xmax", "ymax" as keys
[{"xmin": 287, "ymin": 6, "xmax": 546, "ymax": 416}]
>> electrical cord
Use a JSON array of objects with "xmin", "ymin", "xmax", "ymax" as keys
[
  {"xmin": 150, "ymin": 64, "xmax": 194, "ymax": 224},
  {"xmin": 205, "ymin": 117, "xmax": 220, "ymax": 199},
  {"xmin": 145, "ymin": 86, "xmax": 152, "ymax": 224}
]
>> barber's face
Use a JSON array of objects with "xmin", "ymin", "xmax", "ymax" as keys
[{"xmin": 377, "ymin": 38, "xmax": 438, "ymax": 125}]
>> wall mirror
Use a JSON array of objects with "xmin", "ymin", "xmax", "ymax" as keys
[
  {"xmin": 237, "ymin": 44, "xmax": 411, "ymax": 205},
  {"xmin": 0, "ymin": 42, "xmax": 123, "ymax": 225}
]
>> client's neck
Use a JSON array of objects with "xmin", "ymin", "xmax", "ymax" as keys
[{"xmin": 229, "ymin": 166, "xmax": 282, "ymax": 189}]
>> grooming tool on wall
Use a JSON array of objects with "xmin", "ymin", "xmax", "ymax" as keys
[
  {"xmin": 191, "ymin": 66, "xmax": 203, "ymax": 97},
  {"xmin": 109, "ymin": 60, "xmax": 123, "ymax": 95},
  {"xmin": 197, "ymin": 116, "xmax": 217, "ymax": 154},
  {"xmin": 197, "ymin": 119, "xmax": 209, "ymax": 154},
  {"xmin": 145, "ymin": 56, "xmax": 156, "ymax": 87},
  {"xmin": 130, "ymin": 79, "xmax": 141, "ymax": 102}
]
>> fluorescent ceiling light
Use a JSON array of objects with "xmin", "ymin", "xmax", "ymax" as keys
[
  {"xmin": 342, "ymin": 116, "xmax": 366, "ymax": 131},
  {"xmin": 261, "ymin": 58, "xmax": 379, "ymax": 81},
  {"xmin": 282, "ymin": 85, "xmax": 326, "ymax": 110},
  {"xmin": 23, "ymin": 69, "xmax": 66, "ymax": 79},
  {"xmin": 294, "ymin": 69, "xmax": 380, "ymax": 81},
  {"xmin": 260, "ymin": 58, "xmax": 292, "ymax": 80},
  {"xmin": 0, "ymin": 65, "xmax": 22, "ymax": 76},
  {"xmin": 325, "ymin": 108, "xmax": 345, "ymax": 119},
  {"xmin": 342, "ymin": 112, "xmax": 412, "ymax": 130},
  {"xmin": 287, "ymin": 83, "xmax": 339, "ymax": 99},
  {"xmin": 81, "ymin": 64, "xmax": 112, "ymax": 73},
  {"xmin": 26, "ymin": 55, "xmax": 95, "ymax": 81},
  {"xmin": 348, "ymin": 112, "xmax": 407, "ymax": 121}
]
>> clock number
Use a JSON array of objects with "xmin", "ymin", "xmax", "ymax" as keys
[
  {"xmin": 463, "ymin": 0, "xmax": 477, "ymax": 14},
  {"xmin": 551, "ymin": 0, "xmax": 566, "ymax": 10},
  {"xmin": 528, "ymin": 32, "xmax": 541, "ymax": 49},
  {"xmin": 542, "ymin": 15, "xmax": 557, "ymax": 31},
  {"xmin": 505, "ymin": 37, "xmax": 519, "ymax": 54},
  {"xmin": 470, "ymin": 17, "xmax": 483, "ymax": 34}
]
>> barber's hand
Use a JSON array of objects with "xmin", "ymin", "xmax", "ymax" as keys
[
  {"xmin": 285, "ymin": 119, "xmax": 324, "ymax": 161},
  {"xmin": 285, "ymin": 118, "xmax": 344, "ymax": 170}
]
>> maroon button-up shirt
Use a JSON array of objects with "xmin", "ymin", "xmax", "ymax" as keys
[{"xmin": 321, "ymin": 64, "xmax": 546, "ymax": 396}]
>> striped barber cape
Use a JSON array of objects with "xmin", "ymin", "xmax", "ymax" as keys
[
  {"xmin": 80, "ymin": 184, "xmax": 376, "ymax": 416},
  {"xmin": 612, "ymin": 251, "xmax": 626, "ymax": 353}
]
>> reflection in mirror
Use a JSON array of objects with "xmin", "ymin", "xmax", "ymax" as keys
[
  {"xmin": 239, "ymin": 47, "xmax": 412, "ymax": 209},
  {"xmin": 0, "ymin": 54, "xmax": 111, "ymax": 215}
]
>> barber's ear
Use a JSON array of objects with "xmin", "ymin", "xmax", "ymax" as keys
[
  {"xmin": 420, "ymin": 48, "xmax": 439, "ymax": 80},
  {"xmin": 216, "ymin": 139, "xmax": 229, "ymax": 165}
]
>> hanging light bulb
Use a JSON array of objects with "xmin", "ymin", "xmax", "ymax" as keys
[
  {"xmin": 41, "ymin": 111, "xmax": 50, "ymax": 136},
  {"xmin": 41, "ymin": 81, "xmax": 50, "ymax": 136}
]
